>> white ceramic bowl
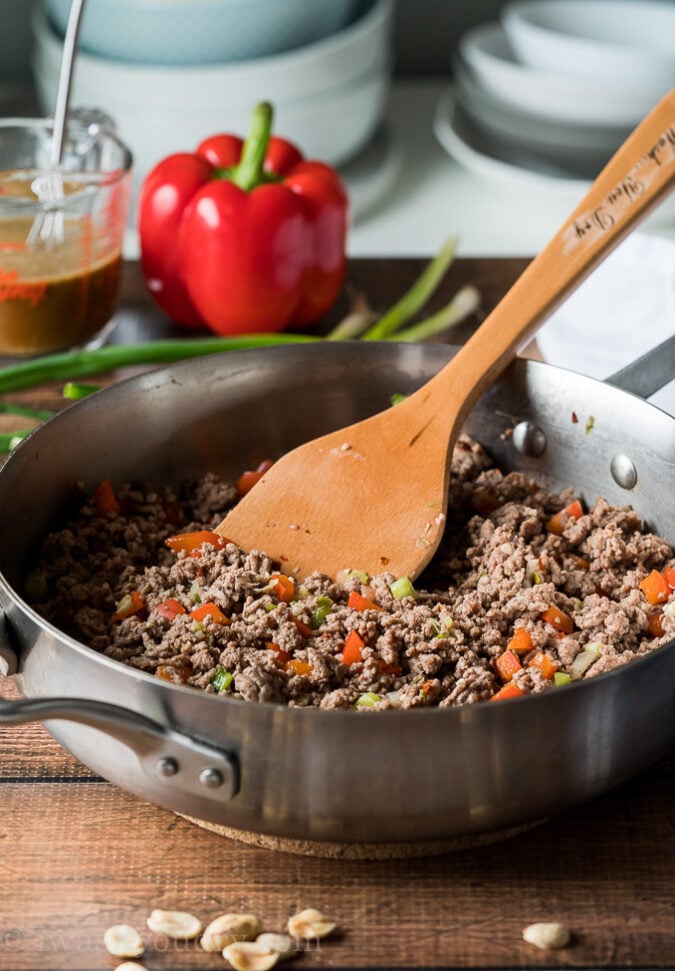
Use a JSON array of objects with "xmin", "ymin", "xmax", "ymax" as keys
[
  {"xmin": 32, "ymin": 0, "xmax": 392, "ymax": 220},
  {"xmin": 34, "ymin": 0, "xmax": 393, "ymax": 107},
  {"xmin": 502, "ymin": 0, "xmax": 675, "ymax": 87},
  {"xmin": 453, "ymin": 58, "xmax": 629, "ymax": 175},
  {"xmin": 33, "ymin": 57, "xmax": 391, "ymax": 171},
  {"xmin": 458, "ymin": 21, "xmax": 669, "ymax": 128},
  {"xmin": 45, "ymin": 0, "xmax": 361, "ymax": 65}
]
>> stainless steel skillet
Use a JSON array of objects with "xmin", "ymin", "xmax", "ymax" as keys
[{"xmin": 0, "ymin": 339, "xmax": 673, "ymax": 848}]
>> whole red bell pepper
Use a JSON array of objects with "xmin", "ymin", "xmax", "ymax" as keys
[{"xmin": 138, "ymin": 102, "xmax": 348, "ymax": 334}]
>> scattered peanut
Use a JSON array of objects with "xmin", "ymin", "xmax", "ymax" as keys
[
  {"xmin": 146, "ymin": 908, "xmax": 203, "ymax": 940},
  {"xmin": 103, "ymin": 925, "xmax": 145, "ymax": 959},
  {"xmin": 287, "ymin": 909, "xmax": 336, "ymax": 940},
  {"xmin": 223, "ymin": 941, "xmax": 280, "ymax": 971},
  {"xmin": 200, "ymin": 913, "xmax": 263, "ymax": 952},
  {"xmin": 256, "ymin": 932, "xmax": 295, "ymax": 960},
  {"xmin": 522, "ymin": 922, "xmax": 571, "ymax": 950}
]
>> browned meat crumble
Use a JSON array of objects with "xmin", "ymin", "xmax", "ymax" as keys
[{"xmin": 27, "ymin": 436, "xmax": 675, "ymax": 709}]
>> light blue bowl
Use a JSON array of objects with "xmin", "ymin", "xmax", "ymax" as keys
[{"xmin": 45, "ymin": 0, "xmax": 363, "ymax": 66}]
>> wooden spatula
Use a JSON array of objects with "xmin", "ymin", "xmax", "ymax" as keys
[{"xmin": 217, "ymin": 90, "xmax": 675, "ymax": 582}]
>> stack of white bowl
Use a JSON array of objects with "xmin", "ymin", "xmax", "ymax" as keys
[
  {"xmin": 31, "ymin": 0, "xmax": 394, "ymax": 205},
  {"xmin": 445, "ymin": 0, "xmax": 675, "ymax": 184}
]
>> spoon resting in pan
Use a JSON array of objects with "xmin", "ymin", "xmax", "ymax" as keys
[{"xmin": 217, "ymin": 89, "xmax": 675, "ymax": 582}]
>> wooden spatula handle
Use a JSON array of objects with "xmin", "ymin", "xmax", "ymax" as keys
[{"xmin": 431, "ymin": 88, "xmax": 675, "ymax": 416}]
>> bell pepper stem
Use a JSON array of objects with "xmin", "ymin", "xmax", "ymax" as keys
[{"xmin": 232, "ymin": 102, "xmax": 274, "ymax": 192}]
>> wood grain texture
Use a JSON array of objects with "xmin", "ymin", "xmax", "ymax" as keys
[{"xmin": 1, "ymin": 259, "xmax": 673, "ymax": 971}]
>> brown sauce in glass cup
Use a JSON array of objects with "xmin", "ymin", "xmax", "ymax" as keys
[{"xmin": 0, "ymin": 215, "xmax": 122, "ymax": 356}]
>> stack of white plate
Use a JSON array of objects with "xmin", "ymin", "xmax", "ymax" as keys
[
  {"xmin": 31, "ymin": 0, "xmax": 394, "ymax": 220},
  {"xmin": 435, "ymin": 0, "xmax": 675, "ymax": 194}
]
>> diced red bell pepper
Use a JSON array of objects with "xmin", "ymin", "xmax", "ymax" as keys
[
  {"xmin": 379, "ymin": 661, "xmax": 402, "ymax": 676},
  {"xmin": 546, "ymin": 499, "xmax": 584, "ymax": 536},
  {"xmin": 155, "ymin": 598, "xmax": 187, "ymax": 622},
  {"xmin": 419, "ymin": 680, "xmax": 434, "ymax": 697},
  {"xmin": 162, "ymin": 500, "xmax": 184, "ymax": 527},
  {"xmin": 190, "ymin": 602, "xmax": 230, "ymax": 625},
  {"xmin": 647, "ymin": 612, "xmax": 665, "ymax": 638},
  {"xmin": 94, "ymin": 479, "xmax": 120, "ymax": 518},
  {"xmin": 165, "ymin": 530, "xmax": 227, "ymax": 554},
  {"xmin": 342, "ymin": 630, "xmax": 365, "ymax": 666},
  {"xmin": 267, "ymin": 642, "xmax": 292, "ymax": 665},
  {"xmin": 290, "ymin": 616, "xmax": 312, "ymax": 638},
  {"xmin": 540, "ymin": 605, "xmax": 575, "ymax": 634},
  {"xmin": 664, "ymin": 566, "xmax": 675, "ymax": 589},
  {"xmin": 112, "ymin": 590, "xmax": 145, "ymax": 622},
  {"xmin": 347, "ymin": 591, "xmax": 382, "ymax": 612},
  {"xmin": 491, "ymin": 683, "xmax": 525, "ymax": 702},
  {"xmin": 270, "ymin": 573, "xmax": 296, "ymax": 603},
  {"xmin": 507, "ymin": 628, "xmax": 533, "ymax": 655},
  {"xmin": 471, "ymin": 487, "xmax": 502, "ymax": 514},
  {"xmin": 640, "ymin": 569, "xmax": 670, "ymax": 605},
  {"xmin": 527, "ymin": 650, "xmax": 559, "ymax": 680},
  {"xmin": 286, "ymin": 658, "xmax": 312, "ymax": 677},
  {"xmin": 236, "ymin": 459, "xmax": 274, "ymax": 498},
  {"xmin": 495, "ymin": 649, "xmax": 523, "ymax": 683}
]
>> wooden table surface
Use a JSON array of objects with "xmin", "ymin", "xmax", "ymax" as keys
[{"xmin": 1, "ymin": 259, "xmax": 674, "ymax": 971}]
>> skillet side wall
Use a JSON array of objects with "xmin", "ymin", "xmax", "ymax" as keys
[{"xmin": 0, "ymin": 343, "xmax": 674, "ymax": 844}]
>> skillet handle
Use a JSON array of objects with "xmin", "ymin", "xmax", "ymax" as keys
[
  {"xmin": 0, "ymin": 611, "xmax": 17, "ymax": 677},
  {"xmin": 0, "ymin": 693, "xmax": 239, "ymax": 801},
  {"xmin": 606, "ymin": 332, "xmax": 675, "ymax": 400},
  {"xmin": 0, "ymin": 617, "xmax": 239, "ymax": 801}
]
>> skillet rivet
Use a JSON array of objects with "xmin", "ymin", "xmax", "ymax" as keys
[
  {"xmin": 199, "ymin": 767, "xmax": 224, "ymax": 789},
  {"xmin": 157, "ymin": 756, "xmax": 179, "ymax": 777},
  {"xmin": 610, "ymin": 454, "xmax": 638, "ymax": 490},
  {"xmin": 512, "ymin": 421, "xmax": 547, "ymax": 457}
]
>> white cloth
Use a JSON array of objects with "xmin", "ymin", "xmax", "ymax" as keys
[{"xmin": 537, "ymin": 232, "xmax": 675, "ymax": 416}]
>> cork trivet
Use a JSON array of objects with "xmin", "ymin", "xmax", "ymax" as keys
[{"xmin": 178, "ymin": 814, "xmax": 543, "ymax": 859}]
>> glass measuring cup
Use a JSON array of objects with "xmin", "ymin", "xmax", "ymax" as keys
[{"xmin": 0, "ymin": 112, "xmax": 132, "ymax": 357}]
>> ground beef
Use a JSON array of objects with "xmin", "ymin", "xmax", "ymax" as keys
[{"xmin": 26, "ymin": 439, "xmax": 675, "ymax": 710}]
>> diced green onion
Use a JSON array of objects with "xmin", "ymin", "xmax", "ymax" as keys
[
  {"xmin": 436, "ymin": 616, "xmax": 453, "ymax": 638},
  {"xmin": 389, "ymin": 576, "xmax": 417, "ymax": 600},
  {"xmin": 390, "ymin": 393, "xmax": 408, "ymax": 407},
  {"xmin": 311, "ymin": 595, "xmax": 333, "ymax": 629},
  {"xmin": 211, "ymin": 665, "xmax": 234, "ymax": 693},
  {"xmin": 532, "ymin": 571, "xmax": 542, "ymax": 585},
  {"xmin": 0, "ymin": 430, "xmax": 31, "ymax": 453},
  {"xmin": 114, "ymin": 594, "xmax": 133, "ymax": 614},
  {"xmin": 192, "ymin": 620, "xmax": 205, "ymax": 634},
  {"xmin": 570, "ymin": 642, "xmax": 602, "ymax": 680},
  {"xmin": 354, "ymin": 691, "xmax": 382, "ymax": 708},
  {"xmin": 337, "ymin": 568, "xmax": 370, "ymax": 586},
  {"xmin": 264, "ymin": 603, "xmax": 276, "ymax": 613},
  {"xmin": 553, "ymin": 672, "xmax": 572, "ymax": 687},
  {"xmin": 189, "ymin": 581, "xmax": 202, "ymax": 604},
  {"xmin": 63, "ymin": 381, "xmax": 100, "ymax": 400}
]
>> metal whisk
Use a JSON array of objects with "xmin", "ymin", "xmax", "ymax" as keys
[{"xmin": 28, "ymin": 0, "xmax": 87, "ymax": 248}]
